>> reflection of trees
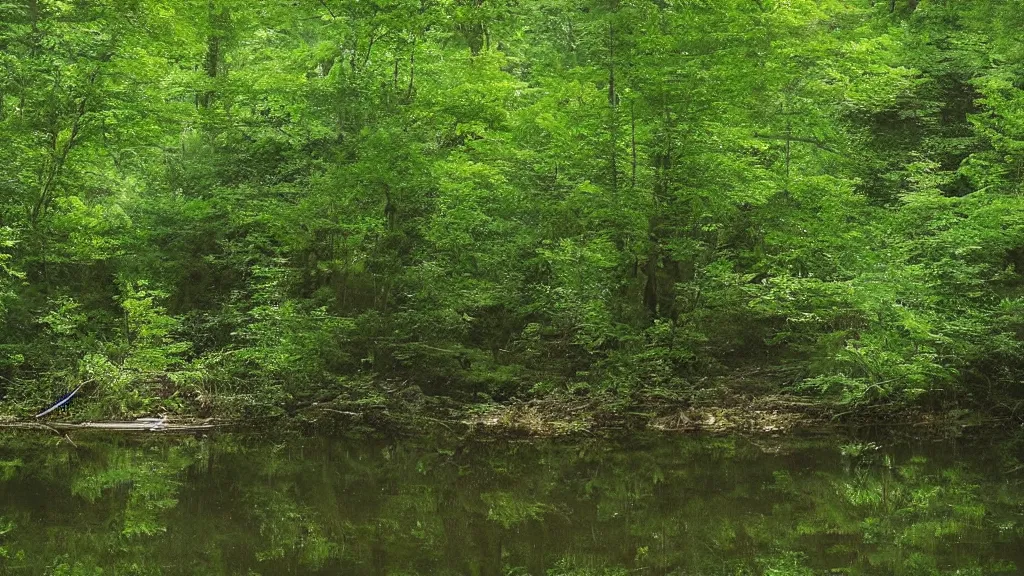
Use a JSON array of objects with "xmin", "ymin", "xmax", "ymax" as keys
[
  {"xmin": 0, "ymin": 433, "xmax": 208, "ymax": 574},
  {"xmin": 772, "ymin": 450, "xmax": 1018, "ymax": 576},
  {"xmin": 0, "ymin": 433, "xmax": 1020, "ymax": 575}
]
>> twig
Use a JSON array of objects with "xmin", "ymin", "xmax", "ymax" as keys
[
  {"xmin": 320, "ymin": 408, "xmax": 361, "ymax": 417},
  {"xmin": 316, "ymin": 0, "xmax": 336, "ymax": 19}
]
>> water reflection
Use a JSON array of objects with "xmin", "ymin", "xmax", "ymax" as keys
[{"xmin": 0, "ymin": 431, "xmax": 1021, "ymax": 575}]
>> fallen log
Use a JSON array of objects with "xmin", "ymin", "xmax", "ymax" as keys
[{"xmin": 0, "ymin": 418, "xmax": 220, "ymax": 433}]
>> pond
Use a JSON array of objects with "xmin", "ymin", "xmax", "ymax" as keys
[{"xmin": 0, "ymin": 429, "xmax": 1022, "ymax": 575}]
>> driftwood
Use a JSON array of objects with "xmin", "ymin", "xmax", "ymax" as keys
[{"xmin": 1, "ymin": 418, "xmax": 220, "ymax": 433}]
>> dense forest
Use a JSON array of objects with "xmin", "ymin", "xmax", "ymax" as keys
[{"xmin": 2, "ymin": 0, "xmax": 1023, "ymax": 419}]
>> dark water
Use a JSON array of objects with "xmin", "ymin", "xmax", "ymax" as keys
[{"xmin": 0, "ymin": 430, "xmax": 1023, "ymax": 576}]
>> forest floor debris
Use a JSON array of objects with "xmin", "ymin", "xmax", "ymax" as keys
[
  {"xmin": 456, "ymin": 394, "xmax": 825, "ymax": 437},
  {"xmin": 5, "ymin": 375, "xmax": 1016, "ymax": 439},
  {"xmin": 446, "ymin": 387, "xmax": 1016, "ymax": 439}
]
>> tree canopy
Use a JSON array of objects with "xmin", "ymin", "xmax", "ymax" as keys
[{"xmin": 1, "ymin": 0, "xmax": 1023, "ymax": 417}]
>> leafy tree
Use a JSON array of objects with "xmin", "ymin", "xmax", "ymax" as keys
[{"xmin": 2, "ymin": 0, "xmax": 1024, "ymax": 414}]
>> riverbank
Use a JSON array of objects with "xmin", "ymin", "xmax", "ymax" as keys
[
  {"xmin": 2, "ymin": 396, "xmax": 1011, "ymax": 440},
  {"xmin": 281, "ymin": 384, "xmax": 1019, "ymax": 440},
  {"xmin": 5, "ymin": 375, "xmax": 1018, "ymax": 439}
]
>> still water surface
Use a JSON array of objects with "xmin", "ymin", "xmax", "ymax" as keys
[{"xmin": 0, "ymin": 430, "xmax": 1022, "ymax": 575}]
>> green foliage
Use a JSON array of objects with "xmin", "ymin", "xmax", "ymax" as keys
[
  {"xmin": 117, "ymin": 281, "xmax": 190, "ymax": 373},
  {"xmin": 0, "ymin": 227, "xmax": 21, "ymax": 312},
  {"xmin": 760, "ymin": 552, "xmax": 815, "ymax": 576},
  {"xmin": 481, "ymin": 490, "xmax": 553, "ymax": 529},
  {"xmin": 1, "ymin": 0, "xmax": 1023, "ymax": 414}
]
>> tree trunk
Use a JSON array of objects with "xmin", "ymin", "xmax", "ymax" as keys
[
  {"xmin": 644, "ymin": 245, "xmax": 658, "ymax": 318},
  {"xmin": 200, "ymin": 0, "xmax": 229, "ymax": 108}
]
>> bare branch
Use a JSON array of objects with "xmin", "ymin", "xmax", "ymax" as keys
[{"xmin": 317, "ymin": 0, "xmax": 337, "ymax": 20}]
